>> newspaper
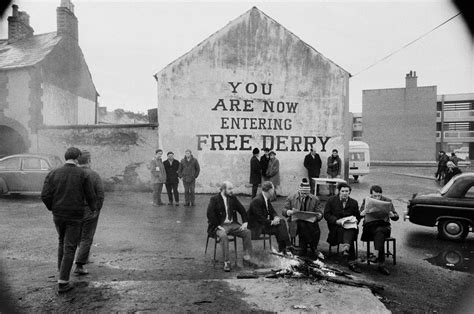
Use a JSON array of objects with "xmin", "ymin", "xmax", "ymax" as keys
[
  {"xmin": 362, "ymin": 197, "xmax": 392, "ymax": 220},
  {"xmin": 292, "ymin": 211, "xmax": 319, "ymax": 223}
]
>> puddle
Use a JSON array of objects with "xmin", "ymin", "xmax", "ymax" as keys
[{"xmin": 425, "ymin": 248, "xmax": 474, "ymax": 273}]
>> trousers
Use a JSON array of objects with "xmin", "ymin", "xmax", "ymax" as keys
[
  {"xmin": 152, "ymin": 183, "xmax": 164, "ymax": 204},
  {"xmin": 215, "ymin": 223, "xmax": 252, "ymax": 262},
  {"xmin": 75, "ymin": 212, "xmax": 100, "ymax": 266},
  {"xmin": 165, "ymin": 183, "xmax": 179, "ymax": 203},
  {"xmin": 251, "ymin": 184, "xmax": 259, "ymax": 198},
  {"xmin": 54, "ymin": 216, "xmax": 82, "ymax": 282},
  {"xmin": 297, "ymin": 221, "xmax": 321, "ymax": 251},
  {"xmin": 183, "ymin": 180, "xmax": 196, "ymax": 204},
  {"xmin": 263, "ymin": 219, "xmax": 291, "ymax": 252}
]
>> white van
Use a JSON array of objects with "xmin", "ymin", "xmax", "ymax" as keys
[{"xmin": 349, "ymin": 141, "xmax": 370, "ymax": 181}]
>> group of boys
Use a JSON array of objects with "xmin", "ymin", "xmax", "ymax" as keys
[{"xmin": 207, "ymin": 179, "xmax": 398, "ymax": 276}]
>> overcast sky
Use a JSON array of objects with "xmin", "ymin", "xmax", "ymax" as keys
[{"xmin": 1, "ymin": 0, "xmax": 472, "ymax": 113}]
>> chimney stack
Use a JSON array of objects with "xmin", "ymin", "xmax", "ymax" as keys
[
  {"xmin": 7, "ymin": 5, "xmax": 34, "ymax": 43},
  {"xmin": 57, "ymin": 0, "xmax": 78, "ymax": 41},
  {"xmin": 405, "ymin": 70, "xmax": 418, "ymax": 88}
]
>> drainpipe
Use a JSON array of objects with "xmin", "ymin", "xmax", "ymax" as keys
[{"xmin": 440, "ymin": 94, "xmax": 445, "ymax": 153}]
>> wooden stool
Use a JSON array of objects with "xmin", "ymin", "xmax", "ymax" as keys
[
  {"xmin": 205, "ymin": 234, "xmax": 238, "ymax": 266},
  {"xmin": 365, "ymin": 237, "xmax": 396, "ymax": 265}
]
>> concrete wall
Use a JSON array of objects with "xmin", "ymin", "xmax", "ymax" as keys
[
  {"xmin": 34, "ymin": 125, "xmax": 159, "ymax": 190},
  {"xmin": 363, "ymin": 85, "xmax": 437, "ymax": 161},
  {"xmin": 155, "ymin": 8, "xmax": 350, "ymax": 195}
]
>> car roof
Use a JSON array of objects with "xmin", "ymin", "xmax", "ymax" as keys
[{"xmin": 0, "ymin": 154, "xmax": 61, "ymax": 161}]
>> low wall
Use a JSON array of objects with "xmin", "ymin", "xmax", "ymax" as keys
[{"xmin": 34, "ymin": 124, "xmax": 158, "ymax": 191}]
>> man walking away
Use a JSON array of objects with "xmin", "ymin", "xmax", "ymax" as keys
[
  {"xmin": 207, "ymin": 181, "xmax": 253, "ymax": 272},
  {"xmin": 178, "ymin": 149, "xmax": 200, "ymax": 206},
  {"xmin": 41, "ymin": 147, "xmax": 97, "ymax": 294},
  {"xmin": 260, "ymin": 148, "xmax": 270, "ymax": 181},
  {"xmin": 327, "ymin": 149, "xmax": 342, "ymax": 195},
  {"xmin": 247, "ymin": 181, "xmax": 293, "ymax": 254},
  {"xmin": 304, "ymin": 147, "xmax": 322, "ymax": 195},
  {"xmin": 360, "ymin": 185, "xmax": 398, "ymax": 275},
  {"xmin": 164, "ymin": 152, "xmax": 180, "ymax": 206},
  {"xmin": 74, "ymin": 150, "xmax": 104, "ymax": 276},
  {"xmin": 150, "ymin": 149, "xmax": 167, "ymax": 206},
  {"xmin": 283, "ymin": 178, "xmax": 323, "ymax": 258},
  {"xmin": 435, "ymin": 151, "xmax": 449, "ymax": 182},
  {"xmin": 249, "ymin": 148, "xmax": 262, "ymax": 198}
]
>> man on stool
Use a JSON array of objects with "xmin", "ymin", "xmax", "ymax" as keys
[
  {"xmin": 360, "ymin": 185, "xmax": 399, "ymax": 275},
  {"xmin": 207, "ymin": 181, "xmax": 252, "ymax": 272}
]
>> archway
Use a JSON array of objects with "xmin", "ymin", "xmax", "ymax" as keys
[{"xmin": 0, "ymin": 125, "xmax": 27, "ymax": 158}]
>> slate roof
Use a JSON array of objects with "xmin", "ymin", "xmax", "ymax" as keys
[{"xmin": 0, "ymin": 32, "xmax": 61, "ymax": 70}]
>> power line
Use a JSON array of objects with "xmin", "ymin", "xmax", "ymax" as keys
[{"xmin": 352, "ymin": 12, "xmax": 461, "ymax": 77}]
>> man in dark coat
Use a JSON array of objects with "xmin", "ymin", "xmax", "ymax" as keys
[
  {"xmin": 74, "ymin": 150, "xmax": 105, "ymax": 276},
  {"xmin": 41, "ymin": 147, "xmax": 97, "ymax": 293},
  {"xmin": 435, "ymin": 150, "xmax": 449, "ymax": 182},
  {"xmin": 164, "ymin": 152, "xmax": 180, "ymax": 206},
  {"xmin": 327, "ymin": 149, "xmax": 342, "ymax": 195},
  {"xmin": 259, "ymin": 148, "xmax": 271, "ymax": 181},
  {"xmin": 249, "ymin": 148, "xmax": 262, "ymax": 198},
  {"xmin": 178, "ymin": 149, "xmax": 200, "ymax": 206},
  {"xmin": 304, "ymin": 148, "xmax": 322, "ymax": 195},
  {"xmin": 324, "ymin": 182, "xmax": 361, "ymax": 273},
  {"xmin": 248, "ymin": 181, "xmax": 292, "ymax": 253},
  {"xmin": 360, "ymin": 185, "xmax": 398, "ymax": 276},
  {"xmin": 207, "ymin": 181, "xmax": 252, "ymax": 272}
]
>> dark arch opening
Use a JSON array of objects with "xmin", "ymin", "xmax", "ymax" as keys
[{"xmin": 0, "ymin": 125, "xmax": 27, "ymax": 158}]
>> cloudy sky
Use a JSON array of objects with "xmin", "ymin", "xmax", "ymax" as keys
[{"xmin": 1, "ymin": 0, "xmax": 472, "ymax": 113}]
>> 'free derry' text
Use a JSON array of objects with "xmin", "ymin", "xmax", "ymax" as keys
[{"xmin": 196, "ymin": 81, "xmax": 331, "ymax": 152}]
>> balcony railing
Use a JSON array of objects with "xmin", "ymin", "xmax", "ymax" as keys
[
  {"xmin": 436, "ymin": 110, "xmax": 474, "ymax": 122},
  {"xmin": 436, "ymin": 130, "xmax": 474, "ymax": 140}
]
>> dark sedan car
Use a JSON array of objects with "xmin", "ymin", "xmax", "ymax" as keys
[
  {"xmin": 0, "ymin": 154, "xmax": 63, "ymax": 195},
  {"xmin": 405, "ymin": 173, "xmax": 474, "ymax": 241}
]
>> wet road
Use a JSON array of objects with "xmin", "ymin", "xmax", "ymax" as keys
[{"xmin": 0, "ymin": 165, "xmax": 473, "ymax": 312}]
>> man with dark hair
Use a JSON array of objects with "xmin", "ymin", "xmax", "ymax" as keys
[
  {"xmin": 435, "ymin": 150, "xmax": 449, "ymax": 182},
  {"xmin": 304, "ymin": 147, "xmax": 322, "ymax": 195},
  {"xmin": 248, "ymin": 181, "xmax": 292, "ymax": 254},
  {"xmin": 207, "ymin": 181, "xmax": 252, "ymax": 272},
  {"xmin": 41, "ymin": 147, "xmax": 97, "ymax": 293},
  {"xmin": 327, "ymin": 149, "xmax": 342, "ymax": 195},
  {"xmin": 150, "ymin": 149, "xmax": 167, "ymax": 206},
  {"xmin": 249, "ymin": 148, "xmax": 262, "ymax": 198},
  {"xmin": 178, "ymin": 149, "xmax": 200, "ymax": 206},
  {"xmin": 360, "ymin": 185, "xmax": 398, "ymax": 275},
  {"xmin": 450, "ymin": 152, "xmax": 460, "ymax": 166},
  {"xmin": 74, "ymin": 150, "xmax": 104, "ymax": 276},
  {"xmin": 164, "ymin": 152, "xmax": 180, "ymax": 206},
  {"xmin": 324, "ymin": 182, "xmax": 361, "ymax": 272},
  {"xmin": 260, "ymin": 148, "xmax": 271, "ymax": 181},
  {"xmin": 283, "ymin": 178, "xmax": 323, "ymax": 258}
]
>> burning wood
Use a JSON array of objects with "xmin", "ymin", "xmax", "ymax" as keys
[{"xmin": 238, "ymin": 252, "xmax": 384, "ymax": 292}]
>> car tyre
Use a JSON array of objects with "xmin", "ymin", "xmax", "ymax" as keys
[{"xmin": 437, "ymin": 219, "xmax": 469, "ymax": 241}]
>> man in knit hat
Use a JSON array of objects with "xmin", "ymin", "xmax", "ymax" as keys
[
  {"xmin": 283, "ymin": 178, "xmax": 323, "ymax": 258},
  {"xmin": 74, "ymin": 150, "xmax": 104, "ymax": 276}
]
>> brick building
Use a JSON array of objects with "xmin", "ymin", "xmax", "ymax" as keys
[
  {"xmin": 155, "ymin": 7, "xmax": 351, "ymax": 195},
  {"xmin": 362, "ymin": 71, "xmax": 437, "ymax": 162},
  {"xmin": 0, "ymin": 1, "xmax": 98, "ymax": 157}
]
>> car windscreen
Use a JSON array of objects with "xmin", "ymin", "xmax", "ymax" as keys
[
  {"xmin": 350, "ymin": 152, "xmax": 365, "ymax": 162},
  {"xmin": 440, "ymin": 178, "xmax": 456, "ymax": 195}
]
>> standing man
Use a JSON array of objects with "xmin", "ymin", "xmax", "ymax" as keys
[
  {"xmin": 164, "ymin": 152, "xmax": 180, "ymax": 206},
  {"xmin": 207, "ymin": 181, "xmax": 253, "ymax": 272},
  {"xmin": 304, "ymin": 147, "xmax": 322, "ymax": 195},
  {"xmin": 327, "ymin": 149, "xmax": 342, "ymax": 196},
  {"xmin": 360, "ymin": 185, "xmax": 398, "ymax": 275},
  {"xmin": 74, "ymin": 150, "xmax": 104, "ymax": 276},
  {"xmin": 178, "ymin": 149, "xmax": 200, "ymax": 206},
  {"xmin": 260, "ymin": 148, "xmax": 271, "ymax": 181},
  {"xmin": 450, "ymin": 152, "xmax": 460, "ymax": 166},
  {"xmin": 324, "ymin": 182, "xmax": 361, "ymax": 273},
  {"xmin": 41, "ymin": 147, "xmax": 97, "ymax": 293},
  {"xmin": 435, "ymin": 150, "xmax": 449, "ymax": 182},
  {"xmin": 283, "ymin": 178, "xmax": 323, "ymax": 258},
  {"xmin": 249, "ymin": 148, "xmax": 262, "ymax": 198},
  {"xmin": 247, "ymin": 181, "xmax": 293, "ymax": 254},
  {"xmin": 266, "ymin": 151, "xmax": 280, "ymax": 196},
  {"xmin": 150, "ymin": 149, "xmax": 167, "ymax": 206}
]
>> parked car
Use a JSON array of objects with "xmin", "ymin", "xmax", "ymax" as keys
[
  {"xmin": 0, "ymin": 154, "xmax": 63, "ymax": 195},
  {"xmin": 405, "ymin": 173, "xmax": 474, "ymax": 241},
  {"xmin": 349, "ymin": 141, "xmax": 370, "ymax": 182}
]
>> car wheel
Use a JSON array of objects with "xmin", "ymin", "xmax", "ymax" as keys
[{"xmin": 437, "ymin": 219, "xmax": 469, "ymax": 241}]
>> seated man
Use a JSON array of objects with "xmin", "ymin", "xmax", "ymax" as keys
[
  {"xmin": 207, "ymin": 181, "xmax": 252, "ymax": 272},
  {"xmin": 324, "ymin": 182, "xmax": 361, "ymax": 273},
  {"xmin": 282, "ymin": 178, "xmax": 323, "ymax": 258},
  {"xmin": 360, "ymin": 185, "xmax": 399, "ymax": 275},
  {"xmin": 248, "ymin": 181, "xmax": 292, "ymax": 254}
]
